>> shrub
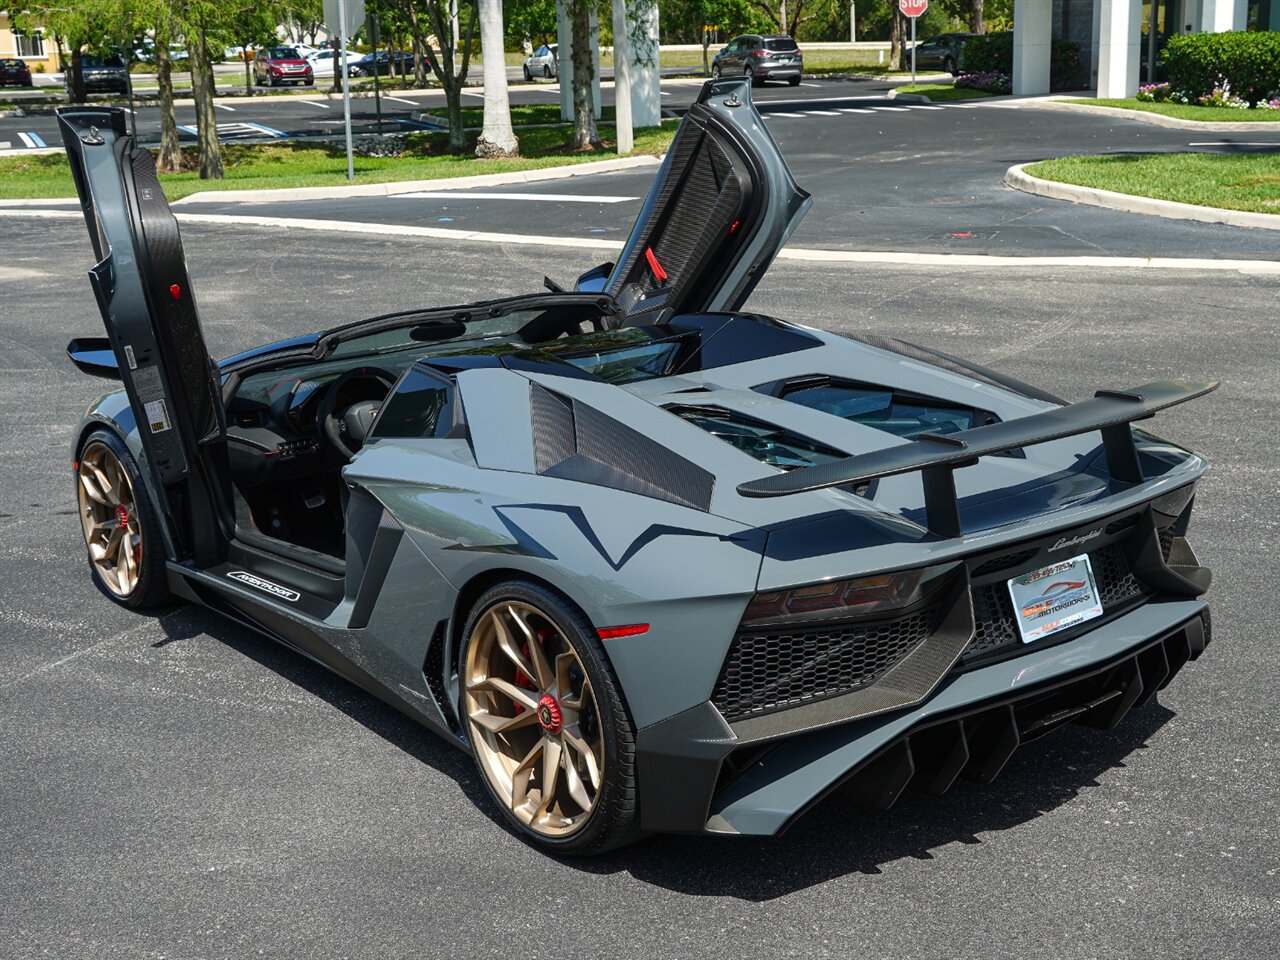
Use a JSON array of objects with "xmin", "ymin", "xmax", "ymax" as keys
[
  {"xmin": 961, "ymin": 31, "xmax": 1082, "ymax": 90},
  {"xmin": 1162, "ymin": 31, "xmax": 1280, "ymax": 105},
  {"xmin": 956, "ymin": 70, "xmax": 1011, "ymax": 95}
]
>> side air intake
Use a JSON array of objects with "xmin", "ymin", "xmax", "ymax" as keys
[{"xmin": 529, "ymin": 383, "xmax": 715, "ymax": 511}]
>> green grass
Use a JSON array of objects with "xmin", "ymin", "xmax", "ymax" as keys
[
  {"xmin": 0, "ymin": 121, "xmax": 677, "ymax": 201},
  {"xmin": 894, "ymin": 82, "xmax": 995, "ymax": 101},
  {"xmin": 421, "ymin": 103, "xmax": 618, "ymax": 127},
  {"xmin": 1026, "ymin": 153, "xmax": 1280, "ymax": 215},
  {"xmin": 1070, "ymin": 97, "xmax": 1280, "ymax": 122}
]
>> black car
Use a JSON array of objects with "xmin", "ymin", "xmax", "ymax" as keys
[
  {"xmin": 712, "ymin": 35, "xmax": 802, "ymax": 86},
  {"xmin": 66, "ymin": 54, "xmax": 129, "ymax": 96},
  {"xmin": 0, "ymin": 58, "xmax": 33, "ymax": 87},
  {"xmin": 349, "ymin": 50, "xmax": 414, "ymax": 78},
  {"xmin": 909, "ymin": 32, "xmax": 978, "ymax": 76}
]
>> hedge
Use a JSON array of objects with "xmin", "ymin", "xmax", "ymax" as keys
[
  {"xmin": 1161, "ymin": 31, "xmax": 1280, "ymax": 105},
  {"xmin": 962, "ymin": 32, "xmax": 1085, "ymax": 91}
]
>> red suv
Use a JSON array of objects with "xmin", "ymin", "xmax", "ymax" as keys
[
  {"xmin": 0, "ymin": 58, "xmax": 34, "ymax": 87},
  {"xmin": 253, "ymin": 46, "xmax": 314, "ymax": 87}
]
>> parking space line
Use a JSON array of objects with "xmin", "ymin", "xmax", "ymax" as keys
[
  {"xmin": 799, "ymin": 82, "xmax": 822, "ymax": 87},
  {"xmin": 836, "ymin": 108, "xmax": 869, "ymax": 113},
  {"xmin": 906, "ymin": 104, "xmax": 945, "ymax": 110},
  {"xmin": 214, "ymin": 102, "xmax": 236, "ymax": 112},
  {"xmin": 807, "ymin": 110, "xmax": 843, "ymax": 116},
  {"xmin": 243, "ymin": 122, "xmax": 286, "ymax": 137},
  {"xmin": 300, "ymin": 100, "xmax": 331, "ymax": 109},
  {"xmin": 382, "ymin": 95, "xmax": 418, "ymax": 105},
  {"xmin": 871, "ymin": 106, "xmax": 910, "ymax": 112},
  {"xmin": 0, "ymin": 142, "xmax": 10, "ymax": 149},
  {"xmin": 768, "ymin": 112, "xmax": 808, "ymax": 118},
  {"xmin": 17, "ymin": 132, "xmax": 36, "ymax": 148}
]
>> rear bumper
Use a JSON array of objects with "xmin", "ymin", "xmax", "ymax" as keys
[
  {"xmin": 758, "ymin": 65, "xmax": 801, "ymax": 78},
  {"xmin": 634, "ymin": 598, "xmax": 1209, "ymax": 836}
]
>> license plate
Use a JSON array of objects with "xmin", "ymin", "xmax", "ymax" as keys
[{"xmin": 1007, "ymin": 553, "xmax": 1103, "ymax": 643}]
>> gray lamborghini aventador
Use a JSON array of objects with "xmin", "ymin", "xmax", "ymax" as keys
[{"xmin": 57, "ymin": 78, "xmax": 1216, "ymax": 854}]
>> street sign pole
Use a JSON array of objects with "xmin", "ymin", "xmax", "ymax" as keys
[
  {"xmin": 338, "ymin": 0, "xmax": 354, "ymax": 181},
  {"xmin": 911, "ymin": 13, "xmax": 916, "ymax": 86},
  {"xmin": 367, "ymin": 14, "xmax": 383, "ymax": 136},
  {"xmin": 897, "ymin": 0, "xmax": 927, "ymax": 87}
]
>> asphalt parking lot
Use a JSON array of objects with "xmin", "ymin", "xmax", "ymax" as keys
[{"xmin": 2, "ymin": 212, "xmax": 1277, "ymax": 958}]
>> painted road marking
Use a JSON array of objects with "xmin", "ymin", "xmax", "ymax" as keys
[
  {"xmin": 0, "ymin": 142, "xmax": 9, "ymax": 149},
  {"xmin": 871, "ymin": 106, "xmax": 910, "ymax": 112},
  {"xmin": 300, "ymin": 100, "xmax": 331, "ymax": 109},
  {"xmin": 807, "ymin": 110, "xmax": 843, "ymax": 116},
  {"xmin": 799, "ymin": 82, "xmax": 822, "ymax": 87},
  {"xmin": 837, "ymin": 107, "xmax": 870, "ymax": 113},
  {"xmin": 1189, "ymin": 141, "xmax": 1280, "ymax": 147},
  {"xmin": 906, "ymin": 104, "xmax": 945, "ymax": 110},
  {"xmin": 16, "ymin": 132, "xmax": 37, "ymax": 148},
  {"xmin": 214, "ymin": 102, "xmax": 236, "ymax": 112},
  {"xmin": 395, "ymin": 117, "xmax": 440, "ymax": 129},
  {"xmin": 768, "ymin": 112, "xmax": 808, "ymax": 118},
  {"xmin": 382, "ymin": 95, "xmax": 418, "ymax": 105},
  {"xmin": 397, "ymin": 191, "xmax": 637, "ymax": 203},
  {"xmin": 178, "ymin": 122, "xmax": 286, "ymax": 139}
]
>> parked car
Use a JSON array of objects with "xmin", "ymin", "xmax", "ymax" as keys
[
  {"xmin": 712, "ymin": 34, "xmax": 802, "ymax": 86},
  {"xmin": 0, "ymin": 58, "xmax": 33, "ymax": 87},
  {"xmin": 253, "ymin": 46, "xmax": 314, "ymax": 87},
  {"xmin": 305, "ymin": 48, "xmax": 358, "ymax": 79},
  {"xmin": 55, "ymin": 84, "xmax": 1218, "ymax": 854},
  {"xmin": 523, "ymin": 43, "xmax": 558, "ymax": 80},
  {"xmin": 65, "ymin": 54, "xmax": 129, "ymax": 96},
  {"xmin": 909, "ymin": 32, "xmax": 978, "ymax": 75},
  {"xmin": 348, "ymin": 50, "xmax": 414, "ymax": 78}
]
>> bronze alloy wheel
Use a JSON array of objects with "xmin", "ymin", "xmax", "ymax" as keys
[
  {"xmin": 77, "ymin": 441, "xmax": 143, "ymax": 598},
  {"xmin": 464, "ymin": 599, "xmax": 606, "ymax": 838}
]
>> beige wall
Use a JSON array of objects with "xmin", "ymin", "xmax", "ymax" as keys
[{"xmin": 0, "ymin": 12, "xmax": 62, "ymax": 71}]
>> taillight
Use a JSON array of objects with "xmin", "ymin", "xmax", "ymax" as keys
[
  {"xmin": 742, "ymin": 566, "xmax": 950, "ymax": 626},
  {"xmin": 751, "ymin": 49, "xmax": 766, "ymax": 57}
]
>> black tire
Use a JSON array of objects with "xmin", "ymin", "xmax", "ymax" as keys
[
  {"xmin": 787, "ymin": 75, "xmax": 801, "ymax": 86},
  {"xmin": 746, "ymin": 65, "xmax": 762, "ymax": 87},
  {"xmin": 523, "ymin": 65, "xmax": 532, "ymax": 81},
  {"xmin": 711, "ymin": 64, "xmax": 721, "ymax": 78},
  {"xmin": 459, "ymin": 579, "xmax": 643, "ymax": 855},
  {"xmin": 77, "ymin": 429, "xmax": 170, "ymax": 610},
  {"xmin": 268, "ymin": 73, "xmax": 277, "ymax": 87},
  {"xmin": 543, "ymin": 64, "xmax": 552, "ymax": 78},
  {"xmin": 303, "ymin": 78, "xmax": 314, "ymax": 86}
]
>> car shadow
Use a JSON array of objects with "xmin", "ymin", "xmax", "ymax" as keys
[
  {"xmin": 567, "ymin": 704, "xmax": 1175, "ymax": 900},
  {"xmin": 151, "ymin": 601, "xmax": 1174, "ymax": 895},
  {"xmin": 152, "ymin": 604, "xmax": 490, "ymax": 809}
]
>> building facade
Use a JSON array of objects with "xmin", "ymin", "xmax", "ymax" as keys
[
  {"xmin": 0, "ymin": 10, "xmax": 61, "ymax": 73},
  {"xmin": 1013, "ymin": 0, "xmax": 1277, "ymax": 96}
]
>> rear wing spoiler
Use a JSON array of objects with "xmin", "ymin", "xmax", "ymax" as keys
[{"xmin": 736, "ymin": 380, "xmax": 1219, "ymax": 535}]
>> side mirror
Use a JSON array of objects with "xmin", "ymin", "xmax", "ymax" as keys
[
  {"xmin": 67, "ymin": 337, "xmax": 121, "ymax": 380},
  {"xmin": 575, "ymin": 262, "xmax": 615, "ymax": 294}
]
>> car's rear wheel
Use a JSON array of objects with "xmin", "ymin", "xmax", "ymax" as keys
[
  {"xmin": 944, "ymin": 56, "xmax": 957, "ymax": 75},
  {"xmin": 523, "ymin": 65, "xmax": 532, "ymax": 81},
  {"xmin": 788, "ymin": 75, "xmax": 801, "ymax": 86},
  {"xmin": 76, "ymin": 430, "xmax": 169, "ymax": 609},
  {"xmin": 460, "ymin": 580, "xmax": 641, "ymax": 854},
  {"xmin": 543, "ymin": 64, "xmax": 552, "ymax": 78},
  {"xmin": 746, "ymin": 65, "xmax": 762, "ymax": 87}
]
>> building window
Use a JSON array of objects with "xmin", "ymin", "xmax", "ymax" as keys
[{"xmin": 14, "ymin": 32, "xmax": 45, "ymax": 59}]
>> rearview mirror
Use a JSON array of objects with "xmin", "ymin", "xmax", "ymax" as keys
[{"xmin": 67, "ymin": 337, "xmax": 121, "ymax": 380}]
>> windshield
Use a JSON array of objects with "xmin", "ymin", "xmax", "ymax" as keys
[
  {"xmin": 782, "ymin": 383, "xmax": 982, "ymax": 440},
  {"xmin": 764, "ymin": 38, "xmax": 798, "ymax": 51},
  {"xmin": 267, "ymin": 47, "xmax": 301, "ymax": 59},
  {"xmin": 82, "ymin": 55, "xmax": 126, "ymax": 68}
]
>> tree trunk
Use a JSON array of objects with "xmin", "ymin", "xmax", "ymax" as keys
[
  {"xmin": 890, "ymin": 11, "xmax": 903, "ymax": 71},
  {"xmin": 69, "ymin": 48, "xmax": 85, "ymax": 103},
  {"xmin": 476, "ymin": 0, "xmax": 519, "ymax": 157},
  {"xmin": 779, "ymin": 0, "xmax": 788, "ymax": 35},
  {"xmin": 970, "ymin": 0, "xmax": 985, "ymax": 34},
  {"xmin": 155, "ymin": 22, "xmax": 182, "ymax": 173},
  {"xmin": 189, "ymin": 33, "xmax": 224, "ymax": 180},
  {"xmin": 569, "ymin": 0, "xmax": 600, "ymax": 150}
]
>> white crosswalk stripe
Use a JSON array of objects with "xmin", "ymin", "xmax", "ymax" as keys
[
  {"xmin": 807, "ymin": 110, "xmax": 843, "ymax": 116},
  {"xmin": 871, "ymin": 106, "xmax": 911, "ymax": 112}
]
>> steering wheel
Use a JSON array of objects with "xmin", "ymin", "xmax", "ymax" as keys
[{"xmin": 316, "ymin": 366, "xmax": 398, "ymax": 462}]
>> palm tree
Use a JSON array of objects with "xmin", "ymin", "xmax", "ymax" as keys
[{"xmin": 475, "ymin": 0, "xmax": 518, "ymax": 157}]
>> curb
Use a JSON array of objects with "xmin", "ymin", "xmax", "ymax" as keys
[
  {"xmin": 1004, "ymin": 162, "xmax": 1280, "ymax": 231},
  {"xmin": 171, "ymin": 153, "xmax": 664, "ymax": 204},
  {"xmin": 1036, "ymin": 98, "xmax": 1280, "ymax": 131},
  {"xmin": 886, "ymin": 90, "xmax": 931, "ymax": 103}
]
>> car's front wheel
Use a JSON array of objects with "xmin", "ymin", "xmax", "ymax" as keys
[
  {"xmin": 460, "ymin": 579, "xmax": 641, "ymax": 854},
  {"xmin": 76, "ymin": 429, "xmax": 169, "ymax": 609},
  {"xmin": 523, "ymin": 65, "xmax": 531, "ymax": 81},
  {"xmin": 711, "ymin": 63, "xmax": 721, "ymax": 78},
  {"xmin": 543, "ymin": 64, "xmax": 552, "ymax": 78}
]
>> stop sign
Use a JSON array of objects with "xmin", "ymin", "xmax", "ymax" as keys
[{"xmin": 899, "ymin": 0, "xmax": 928, "ymax": 16}]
